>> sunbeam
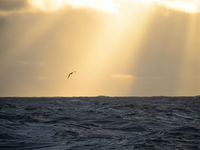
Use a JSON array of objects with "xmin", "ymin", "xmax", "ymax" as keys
[
  {"xmin": 178, "ymin": 14, "xmax": 200, "ymax": 95},
  {"xmin": 0, "ymin": 0, "xmax": 199, "ymax": 96},
  {"xmin": 74, "ymin": 2, "xmax": 157, "ymax": 96}
]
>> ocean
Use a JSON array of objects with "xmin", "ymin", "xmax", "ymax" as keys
[{"xmin": 0, "ymin": 96, "xmax": 200, "ymax": 150}]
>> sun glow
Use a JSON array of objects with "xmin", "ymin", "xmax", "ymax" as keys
[
  {"xmin": 29, "ymin": 0, "xmax": 119, "ymax": 13},
  {"xmin": 1, "ymin": 0, "xmax": 199, "ymax": 96},
  {"xmin": 30, "ymin": 0, "xmax": 64, "ymax": 11},
  {"xmin": 157, "ymin": 0, "xmax": 200, "ymax": 13},
  {"xmin": 29, "ymin": 0, "xmax": 200, "ymax": 14},
  {"xmin": 126, "ymin": 0, "xmax": 200, "ymax": 13},
  {"xmin": 64, "ymin": 0, "xmax": 119, "ymax": 13}
]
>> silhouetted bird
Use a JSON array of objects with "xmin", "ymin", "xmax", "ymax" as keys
[{"xmin": 67, "ymin": 71, "xmax": 76, "ymax": 79}]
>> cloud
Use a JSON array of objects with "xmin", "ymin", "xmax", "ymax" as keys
[
  {"xmin": 0, "ymin": 0, "xmax": 31, "ymax": 15},
  {"xmin": 0, "ymin": 0, "xmax": 119, "ymax": 15},
  {"xmin": 0, "ymin": 0, "xmax": 29, "ymax": 11},
  {"xmin": 1, "ymin": 0, "xmax": 200, "ymax": 15},
  {"xmin": 156, "ymin": 0, "xmax": 200, "ymax": 13},
  {"xmin": 29, "ymin": 0, "xmax": 119, "ymax": 13}
]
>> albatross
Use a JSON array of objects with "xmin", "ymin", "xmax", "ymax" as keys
[{"xmin": 67, "ymin": 71, "xmax": 76, "ymax": 79}]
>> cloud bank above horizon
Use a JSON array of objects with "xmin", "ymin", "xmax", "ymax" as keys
[{"xmin": 0, "ymin": 0, "xmax": 200, "ymax": 15}]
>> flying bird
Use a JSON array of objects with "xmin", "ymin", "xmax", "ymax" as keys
[{"xmin": 67, "ymin": 71, "xmax": 76, "ymax": 79}]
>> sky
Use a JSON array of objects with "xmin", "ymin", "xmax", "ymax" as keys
[{"xmin": 0, "ymin": 0, "xmax": 200, "ymax": 97}]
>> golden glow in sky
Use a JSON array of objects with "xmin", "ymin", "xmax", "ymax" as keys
[
  {"xmin": 29, "ymin": 0, "xmax": 200, "ymax": 14},
  {"xmin": 0, "ymin": 0, "xmax": 200, "ymax": 96},
  {"xmin": 30, "ymin": 0, "xmax": 64, "ymax": 11},
  {"xmin": 29, "ymin": 0, "xmax": 119, "ymax": 13},
  {"xmin": 157, "ymin": 0, "xmax": 200, "ymax": 13}
]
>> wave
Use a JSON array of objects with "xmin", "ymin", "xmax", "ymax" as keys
[{"xmin": 0, "ymin": 97, "xmax": 200, "ymax": 150}]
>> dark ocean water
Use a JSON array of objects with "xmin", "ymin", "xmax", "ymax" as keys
[{"xmin": 0, "ymin": 97, "xmax": 200, "ymax": 150}]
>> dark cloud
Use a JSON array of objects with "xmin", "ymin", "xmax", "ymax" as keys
[{"xmin": 0, "ymin": 0, "xmax": 29, "ymax": 11}]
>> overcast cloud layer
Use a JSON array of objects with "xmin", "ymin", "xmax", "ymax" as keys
[
  {"xmin": 0, "ymin": 0, "xmax": 200, "ymax": 96},
  {"xmin": 1, "ymin": 0, "xmax": 200, "ymax": 15}
]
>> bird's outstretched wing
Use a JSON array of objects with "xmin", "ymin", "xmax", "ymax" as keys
[
  {"xmin": 67, "ymin": 73, "xmax": 72, "ymax": 79},
  {"xmin": 67, "ymin": 71, "xmax": 76, "ymax": 79}
]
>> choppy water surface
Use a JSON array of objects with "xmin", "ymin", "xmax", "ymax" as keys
[{"xmin": 0, "ymin": 97, "xmax": 200, "ymax": 150}]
